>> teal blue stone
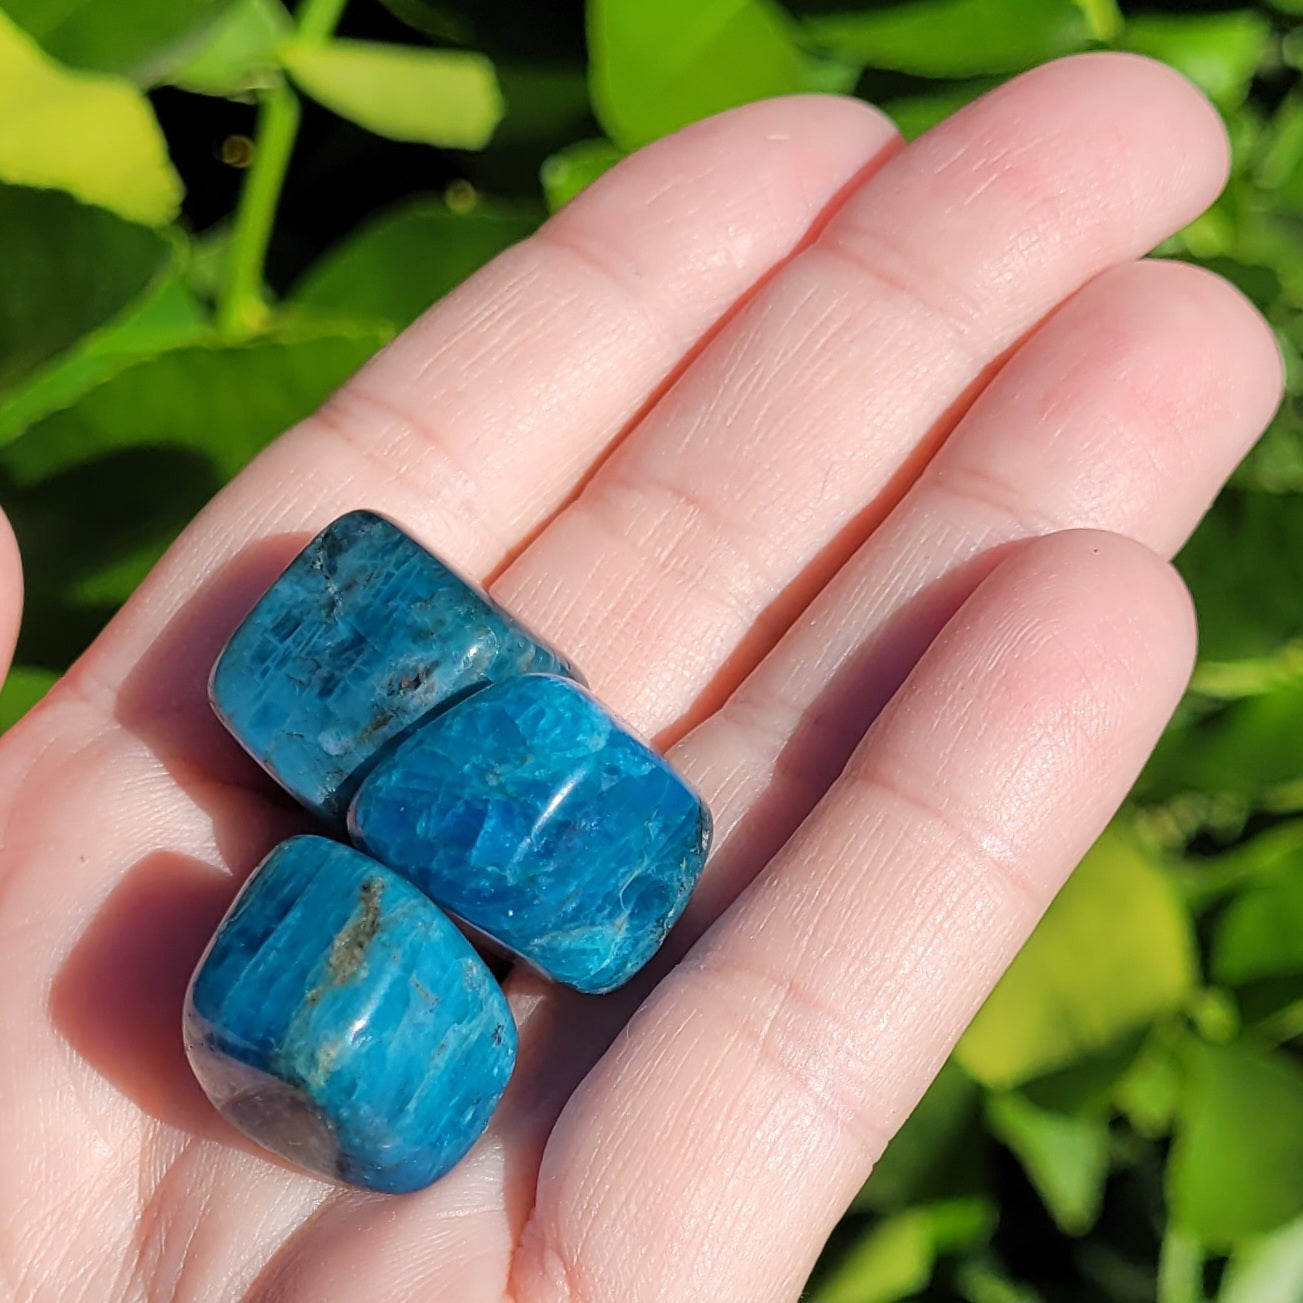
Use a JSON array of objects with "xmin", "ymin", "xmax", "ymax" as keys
[
  {"xmin": 184, "ymin": 835, "xmax": 517, "ymax": 1193},
  {"xmin": 348, "ymin": 674, "xmax": 713, "ymax": 994},
  {"xmin": 210, "ymin": 510, "xmax": 578, "ymax": 822}
]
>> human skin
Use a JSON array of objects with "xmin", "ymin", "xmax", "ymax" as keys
[{"xmin": 0, "ymin": 52, "xmax": 1285, "ymax": 1303}]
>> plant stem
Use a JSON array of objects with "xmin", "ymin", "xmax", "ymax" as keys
[
  {"xmin": 1157, "ymin": 1227, "xmax": 1205, "ymax": 1303},
  {"xmin": 216, "ymin": 81, "xmax": 300, "ymax": 336},
  {"xmin": 215, "ymin": 0, "xmax": 350, "ymax": 336}
]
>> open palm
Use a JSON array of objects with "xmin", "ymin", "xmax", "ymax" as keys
[{"xmin": 0, "ymin": 54, "xmax": 1283, "ymax": 1303}]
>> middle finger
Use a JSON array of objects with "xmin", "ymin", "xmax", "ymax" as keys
[{"xmin": 491, "ymin": 53, "xmax": 1228, "ymax": 738}]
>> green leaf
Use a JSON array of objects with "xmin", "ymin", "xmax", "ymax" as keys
[
  {"xmin": 541, "ymin": 138, "xmax": 625, "ymax": 211},
  {"xmin": 1178, "ymin": 490, "xmax": 1303, "ymax": 665},
  {"xmin": 1169, "ymin": 1039, "xmax": 1303, "ymax": 1247},
  {"xmin": 1214, "ymin": 859, "xmax": 1303, "ymax": 988},
  {"xmin": 1168, "ymin": 822, "xmax": 1303, "ymax": 917},
  {"xmin": 589, "ymin": 0, "xmax": 821, "ymax": 150},
  {"xmin": 986, "ymin": 1092, "xmax": 1109, "ymax": 1235},
  {"xmin": 854, "ymin": 1060, "xmax": 984, "ymax": 1212},
  {"xmin": 0, "ymin": 0, "xmax": 234, "ymax": 82},
  {"xmin": 3, "ymin": 324, "xmax": 389, "ymax": 667},
  {"xmin": 802, "ymin": 0, "xmax": 1117, "ymax": 78},
  {"xmin": 1140, "ymin": 683, "xmax": 1303, "ymax": 815},
  {"xmin": 0, "ymin": 186, "xmax": 171, "ymax": 401},
  {"xmin": 494, "ymin": 65, "xmax": 593, "ymax": 146},
  {"xmin": 956, "ymin": 826, "xmax": 1196, "ymax": 1089},
  {"xmin": 4, "ymin": 323, "xmax": 390, "ymax": 486},
  {"xmin": 0, "ymin": 10, "xmax": 182, "ymax": 224},
  {"xmin": 816, "ymin": 1200, "xmax": 995, "ymax": 1303},
  {"xmin": 1122, "ymin": 12, "xmax": 1270, "ymax": 112},
  {"xmin": 1220, "ymin": 1212, "xmax": 1303, "ymax": 1303},
  {"xmin": 0, "ymin": 272, "xmax": 209, "ymax": 444},
  {"xmin": 954, "ymin": 1255, "xmax": 1045, "ymax": 1303},
  {"xmin": 292, "ymin": 196, "xmax": 540, "ymax": 329},
  {"xmin": 165, "ymin": 0, "xmax": 290, "ymax": 95},
  {"xmin": 881, "ymin": 80, "xmax": 999, "ymax": 141},
  {"xmin": 0, "ymin": 665, "xmax": 57, "ymax": 731},
  {"xmin": 280, "ymin": 38, "xmax": 504, "ymax": 149},
  {"xmin": 1115, "ymin": 1030, "xmax": 1185, "ymax": 1139}
]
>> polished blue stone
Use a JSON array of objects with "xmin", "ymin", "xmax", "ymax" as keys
[
  {"xmin": 348, "ymin": 674, "xmax": 712, "ymax": 994},
  {"xmin": 184, "ymin": 835, "xmax": 517, "ymax": 1193},
  {"xmin": 210, "ymin": 510, "xmax": 578, "ymax": 822}
]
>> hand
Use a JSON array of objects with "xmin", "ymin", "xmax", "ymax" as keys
[{"xmin": 0, "ymin": 53, "xmax": 1282, "ymax": 1303}]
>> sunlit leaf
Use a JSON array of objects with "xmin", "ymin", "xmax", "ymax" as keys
[
  {"xmin": 281, "ymin": 38, "xmax": 504, "ymax": 149},
  {"xmin": 1169, "ymin": 1039, "xmax": 1303, "ymax": 1246},
  {"xmin": 802, "ymin": 0, "xmax": 1117, "ymax": 78},
  {"xmin": 292, "ymin": 196, "xmax": 539, "ymax": 328},
  {"xmin": 986, "ymin": 1092, "xmax": 1109, "ymax": 1234},
  {"xmin": 0, "ymin": 10, "xmax": 182, "ymax": 224},
  {"xmin": 589, "ymin": 0, "xmax": 820, "ymax": 150},
  {"xmin": 0, "ymin": 186, "xmax": 171, "ymax": 402},
  {"xmin": 956, "ymin": 826, "xmax": 1196, "ymax": 1089},
  {"xmin": 0, "ymin": 0, "xmax": 234, "ymax": 82}
]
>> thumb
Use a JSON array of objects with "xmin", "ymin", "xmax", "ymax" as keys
[{"xmin": 0, "ymin": 511, "xmax": 26, "ymax": 700}]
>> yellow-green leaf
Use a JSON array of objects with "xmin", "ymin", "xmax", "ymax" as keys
[
  {"xmin": 956, "ymin": 825, "xmax": 1196, "ymax": 1089},
  {"xmin": 0, "ymin": 9, "xmax": 181, "ymax": 224},
  {"xmin": 280, "ymin": 39, "xmax": 504, "ymax": 149}
]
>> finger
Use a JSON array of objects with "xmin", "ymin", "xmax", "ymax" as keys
[
  {"xmin": 0, "ymin": 96, "xmax": 899, "ymax": 1298},
  {"xmin": 502, "ymin": 254, "xmax": 1277, "ymax": 1057},
  {"xmin": 681, "ymin": 256, "xmax": 1280, "ymax": 913},
  {"xmin": 73, "ymin": 93, "xmax": 898, "ymax": 705},
  {"xmin": 0, "ymin": 510, "xmax": 22, "ymax": 683},
  {"xmin": 487, "ymin": 54, "xmax": 1228, "ymax": 737},
  {"xmin": 512, "ymin": 530, "xmax": 1196, "ymax": 1303}
]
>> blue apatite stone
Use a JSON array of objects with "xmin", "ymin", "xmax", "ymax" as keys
[
  {"xmin": 210, "ymin": 510, "xmax": 578, "ymax": 822},
  {"xmin": 184, "ymin": 835, "xmax": 517, "ymax": 1193},
  {"xmin": 349, "ymin": 674, "xmax": 713, "ymax": 994}
]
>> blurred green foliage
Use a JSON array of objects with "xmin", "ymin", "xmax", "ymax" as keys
[{"xmin": 2, "ymin": 0, "xmax": 1303, "ymax": 1297}]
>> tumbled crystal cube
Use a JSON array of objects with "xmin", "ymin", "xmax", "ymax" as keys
[
  {"xmin": 349, "ymin": 674, "xmax": 713, "ymax": 994},
  {"xmin": 184, "ymin": 835, "xmax": 517, "ymax": 1193},
  {"xmin": 210, "ymin": 510, "xmax": 578, "ymax": 822}
]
